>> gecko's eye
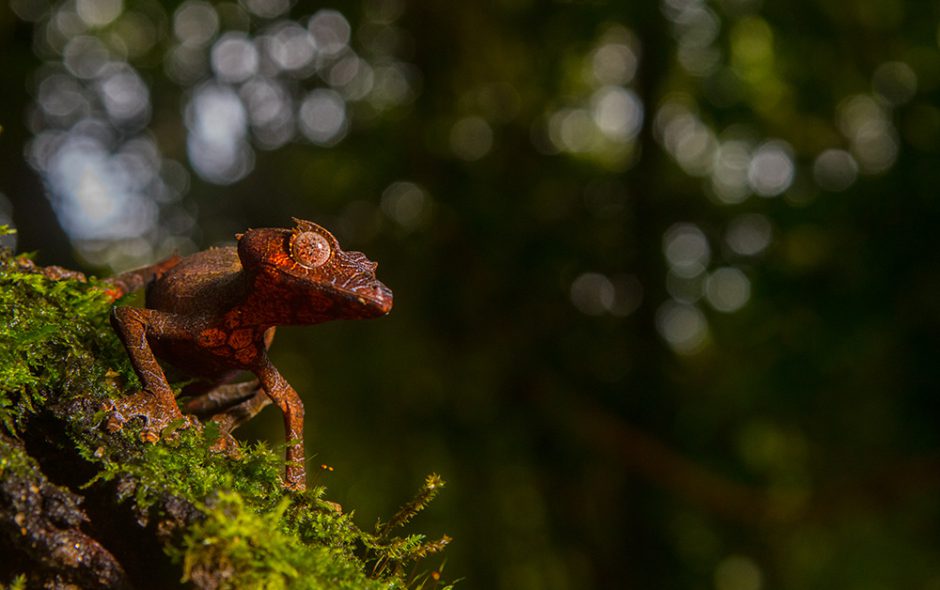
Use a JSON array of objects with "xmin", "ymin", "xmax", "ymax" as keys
[{"xmin": 290, "ymin": 231, "xmax": 331, "ymax": 268}]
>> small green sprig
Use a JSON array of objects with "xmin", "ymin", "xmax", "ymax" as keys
[
  {"xmin": 366, "ymin": 474, "xmax": 452, "ymax": 583},
  {"xmin": 376, "ymin": 473, "xmax": 446, "ymax": 537}
]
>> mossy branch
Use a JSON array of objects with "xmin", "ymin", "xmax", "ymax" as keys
[{"xmin": 0, "ymin": 248, "xmax": 451, "ymax": 589}]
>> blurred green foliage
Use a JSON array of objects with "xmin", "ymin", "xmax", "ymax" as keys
[{"xmin": 2, "ymin": 0, "xmax": 940, "ymax": 588}]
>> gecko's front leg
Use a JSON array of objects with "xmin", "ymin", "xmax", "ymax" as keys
[
  {"xmin": 108, "ymin": 306, "xmax": 190, "ymax": 441},
  {"xmin": 254, "ymin": 356, "xmax": 306, "ymax": 491}
]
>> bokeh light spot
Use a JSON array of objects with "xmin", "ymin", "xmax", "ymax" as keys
[
  {"xmin": 656, "ymin": 301, "xmax": 708, "ymax": 354},
  {"xmin": 725, "ymin": 213, "xmax": 772, "ymax": 256},
  {"xmin": 241, "ymin": 77, "xmax": 294, "ymax": 149},
  {"xmin": 44, "ymin": 135, "xmax": 157, "ymax": 240},
  {"xmin": 872, "ymin": 61, "xmax": 917, "ymax": 105},
  {"xmin": 812, "ymin": 149, "xmax": 858, "ymax": 191},
  {"xmin": 210, "ymin": 32, "xmax": 259, "ymax": 83},
  {"xmin": 549, "ymin": 108, "xmax": 596, "ymax": 154},
  {"xmin": 369, "ymin": 63, "xmax": 417, "ymax": 109},
  {"xmin": 663, "ymin": 223, "xmax": 710, "ymax": 278},
  {"xmin": 747, "ymin": 140, "xmax": 794, "ymax": 197},
  {"xmin": 591, "ymin": 86, "xmax": 643, "ymax": 143},
  {"xmin": 263, "ymin": 22, "xmax": 317, "ymax": 72},
  {"xmin": 38, "ymin": 74, "xmax": 89, "ymax": 122},
  {"xmin": 186, "ymin": 83, "xmax": 254, "ymax": 184},
  {"xmin": 173, "ymin": 1, "xmax": 219, "ymax": 47},
  {"xmin": 590, "ymin": 32, "xmax": 638, "ymax": 85},
  {"xmin": 656, "ymin": 99, "xmax": 718, "ymax": 176},
  {"xmin": 837, "ymin": 94, "xmax": 899, "ymax": 174},
  {"xmin": 11, "ymin": 0, "xmax": 51, "ymax": 22},
  {"xmin": 309, "ymin": 9, "xmax": 351, "ymax": 57},
  {"xmin": 450, "ymin": 116, "xmax": 493, "ymax": 161},
  {"xmin": 711, "ymin": 140, "xmax": 751, "ymax": 204},
  {"xmin": 705, "ymin": 267, "xmax": 751, "ymax": 313},
  {"xmin": 298, "ymin": 89, "xmax": 348, "ymax": 146},
  {"xmin": 570, "ymin": 273, "xmax": 616, "ymax": 316},
  {"xmin": 241, "ymin": 0, "xmax": 291, "ymax": 19},
  {"xmin": 76, "ymin": 0, "xmax": 123, "ymax": 28},
  {"xmin": 166, "ymin": 44, "xmax": 209, "ymax": 85},
  {"xmin": 63, "ymin": 35, "xmax": 112, "ymax": 79},
  {"xmin": 672, "ymin": 5, "xmax": 722, "ymax": 76},
  {"xmin": 381, "ymin": 181, "xmax": 428, "ymax": 230},
  {"xmin": 98, "ymin": 64, "xmax": 150, "ymax": 124},
  {"xmin": 330, "ymin": 55, "xmax": 375, "ymax": 101},
  {"xmin": 111, "ymin": 11, "xmax": 158, "ymax": 58}
]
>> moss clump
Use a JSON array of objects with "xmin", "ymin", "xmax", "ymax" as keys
[
  {"xmin": 173, "ymin": 491, "xmax": 384, "ymax": 590},
  {"xmin": 0, "ymin": 245, "xmax": 450, "ymax": 589},
  {"xmin": 0, "ymin": 251, "xmax": 120, "ymax": 434}
]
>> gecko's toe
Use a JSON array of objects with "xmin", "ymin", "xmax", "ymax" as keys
[
  {"xmin": 207, "ymin": 431, "xmax": 242, "ymax": 458},
  {"xmin": 105, "ymin": 413, "xmax": 125, "ymax": 433},
  {"xmin": 139, "ymin": 428, "xmax": 160, "ymax": 444},
  {"xmin": 102, "ymin": 401, "xmax": 126, "ymax": 432},
  {"xmin": 103, "ymin": 390, "xmax": 186, "ymax": 441}
]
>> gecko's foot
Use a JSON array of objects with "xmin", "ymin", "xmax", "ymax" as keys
[
  {"xmin": 283, "ymin": 461, "xmax": 307, "ymax": 492},
  {"xmin": 206, "ymin": 427, "xmax": 243, "ymax": 459},
  {"xmin": 103, "ymin": 390, "xmax": 189, "ymax": 443},
  {"xmin": 194, "ymin": 389, "xmax": 271, "ymax": 451},
  {"xmin": 321, "ymin": 500, "xmax": 343, "ymax": 513}
]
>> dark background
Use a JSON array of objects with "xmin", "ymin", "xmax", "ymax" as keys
[{"xmin": 3, "ymin": 0, "xmax": 940, "ymax": 587}]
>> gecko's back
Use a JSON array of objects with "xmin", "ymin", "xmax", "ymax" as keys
[{"xmin": 146, "ymin": 246, "xmax": 248, "ymax": 317}]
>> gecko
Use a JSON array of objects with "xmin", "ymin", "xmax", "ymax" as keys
[{"xmin": 104, "ymin": 218, "xmax": 393, "ymax": 490}]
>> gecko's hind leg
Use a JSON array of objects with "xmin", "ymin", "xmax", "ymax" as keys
[
  {"xmin": 212, "ymin": 389, "xmax": 271, "ymax": 433},
  {"xmin": 104, "ymin": 255, "xmax": 181, "ymax": 299},
  {"xmin": 181, "ymin": 379, "xmax": 272, "ymax": 454},
  {"xmin": 183, "ymin": 379, "xmax": 262, "ymax": 417},
  {"xmin": 199, "ymin": 386, "xmax": 272, "ymax": 455}
]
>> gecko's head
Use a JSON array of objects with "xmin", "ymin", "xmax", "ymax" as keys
[{"xmin": 237, "ymin": 218, "xmax": 393, "ymax": 321}]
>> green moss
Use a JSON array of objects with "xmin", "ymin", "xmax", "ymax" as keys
[
  {"xmin": 0, "ymin": 251, "xmax": 119, "ymax": 434},
  {"xmin": 0, "ymin": 247, "xmax": 450, "ymax": 588},
  {"xmin": 0, "ymin": 434, "xmax": 40, "ymax": 485},
  {"xmin": 172, "ymin": 491, "xmax": 390, "ymax": 590}
]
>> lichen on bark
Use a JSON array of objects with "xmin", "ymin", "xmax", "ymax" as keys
[{"xmin": 0, "ymin": 246, "xmax": 449, "ymax": 589}]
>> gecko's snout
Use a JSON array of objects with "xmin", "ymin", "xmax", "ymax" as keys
[
  {"xmin": 338, "ymin": 273, "xmax": 393, "ymax": 317},
  {"xmin": 367, "ymin": 280, "xmax": 394, "ymax": 315}
]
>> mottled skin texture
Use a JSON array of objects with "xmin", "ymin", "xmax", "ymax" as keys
[{"xmin": 106, "ymin": 219, "xmax": 393, "ymax": 490}]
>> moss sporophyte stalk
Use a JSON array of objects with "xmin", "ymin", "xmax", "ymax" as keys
[{"xmin": 0, "ymin": 243, "xmax": 450, "ymax": 589}]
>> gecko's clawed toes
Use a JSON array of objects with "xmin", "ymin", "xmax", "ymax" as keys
[
  {"xmin": 105, "ymin": 412, "xmax": 125, "ymax": 433},
  {"xmin": 139, "ymin": 428, "xmax": 160, "ymax": 444},
  {"xmin": 102, "ymin": 389, "xmax": 188, "ymax": 442},
  {"xmin": 207, "ymin": 430, "xmax": 242, "ymax": 458}
]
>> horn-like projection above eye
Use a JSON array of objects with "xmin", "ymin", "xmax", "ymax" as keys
[{"xmin": 291, "ymin": 231, "xmax": 332, "ymax": 268}]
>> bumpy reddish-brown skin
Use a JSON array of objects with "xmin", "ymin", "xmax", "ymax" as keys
[{"xmin": 107, "ymin": 218, "xmax": 393, "ymax": 490}]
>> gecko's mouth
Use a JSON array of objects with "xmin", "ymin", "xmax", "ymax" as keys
[
  {"xmin": 335, "ymin": 273, "xmax": 393, "ymax": 316},
  {"xmin": 352, "ymin": 278, "xmax": 393, "ymax": 315}
]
